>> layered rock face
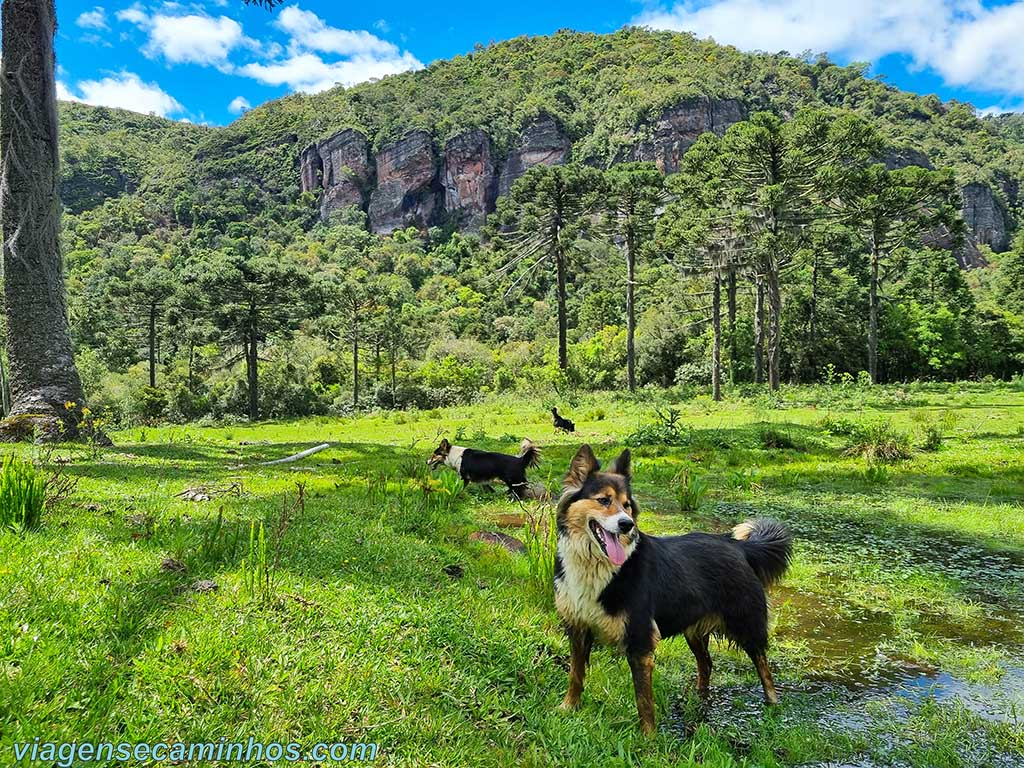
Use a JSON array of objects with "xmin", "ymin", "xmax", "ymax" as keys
[
  {"xmin": 496, "ymin": 115, "xmax": 571, "ymax": 197},
  {"xmin": 443, "ymin": 129, "xmax": 497, "ymax": 230},
  {"xmin": 368, "ymin": 130, "xmax": 439, "ymax": 234},
  {"xmin": 299, "ymin": 145, "xmax": 322, "ymax": 193},
  {"xmin": 299, "ymin": 129, "xmax": 373, "ymax": 222},
  {"xmin": 962, "ymin": 181, "xmax": 1010, "ymax": 253},
  {"xmin": 318, "ymin": 130, "xmax": 373, "ymax": 222},
  {"xmin": 626, "ymin": 97, "xmax": 745, "ymax": 173},
  {"xmin": 298, "ymin": 107, "xmax": 1014, "ymax": 260}
]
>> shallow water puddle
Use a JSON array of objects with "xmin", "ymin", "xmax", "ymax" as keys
[{"xmin": 651, "ymin": 498, "xmax": 1024, "ymax": 763}]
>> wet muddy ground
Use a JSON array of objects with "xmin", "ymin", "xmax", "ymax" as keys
[{"xmin": 665, "ymin": 497, "xmax": 1024, "ymax": 766}]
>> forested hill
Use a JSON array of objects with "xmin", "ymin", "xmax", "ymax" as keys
[
  {"xmin": 53, "ymin": 27, "xmax": 1024, "ymax": 425},
  {"xmin": 212, "ymin": 27, "xmax": 1022, "ymax": 246}
]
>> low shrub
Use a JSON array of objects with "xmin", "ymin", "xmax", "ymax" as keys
[{"xmin": 844, "ymin": 422, "xmax": 913, "ymax": 461}]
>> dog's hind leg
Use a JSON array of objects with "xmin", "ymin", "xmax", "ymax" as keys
[
  {"xmin": 685, "ymin": 633, "xmax": 712, "ymax": 696},
  {"xmin": 560, "ymin": 626, "xmax": 592, "ymax": 711},
  {"xmin": 748, "ymin": 650, "xmax": 779, "ymax": 705},
  {"xmin": 627, "ymin": 650, "xmax": 657, "ymax": 735}
]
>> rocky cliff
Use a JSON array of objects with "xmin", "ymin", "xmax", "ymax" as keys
[
  {"xmin": 623, "ymin": 97, "xmax": 745, "ymax": 173},
  {"xmin": 443, "ymin": 129, "xmax": 497, "ymax": 231},
  {"xmin": 302, "ymin": 113, "xmax": 572, "ymax": 232},
  {"xmin": 368, "ymin": 131, "xmax": 439, "ymax": 234},
  {"xmin": 299, "ymin": 101, "xmax": 1015, "ymax": 253},
  {"xmin": 961, "ymin": 182, "xmax": 1010, "ymax": 253}
]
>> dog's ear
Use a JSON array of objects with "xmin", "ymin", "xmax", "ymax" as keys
[
  {"xmin": 607, "ymin": 449, "xmax": 632, "ymax": 479},
  {"xmin": 439, "ymin": 438, "xmax": 450, "ymax": 451},
  {"xmin": 565, "ymin": 444, "xmax": 599, "ymax": 488}
]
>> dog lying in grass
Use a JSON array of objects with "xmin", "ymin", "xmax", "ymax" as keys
[
  {"xmin": 554, "ymin": 444, "xmax": 792, "ymax": 734},
  {"xmin": 427, "ymin": 437, "xmax": 540, "ymax": 499}
]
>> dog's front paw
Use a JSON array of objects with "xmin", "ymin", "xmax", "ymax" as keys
[{"xmin": 559, "ymin": 696, "xmax": 580, "ymax": 711}]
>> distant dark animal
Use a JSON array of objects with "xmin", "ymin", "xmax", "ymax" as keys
[
  {"xmin": 554, "ymin": 444, "xmax": 792, "ymax": 734},
  {"xmin": 427, "ymin": 438, "xmax": 541, "ymax": 499},
  {"xmin": 551, "ymin": 407, "xmax": 575, "ymax": 433}
]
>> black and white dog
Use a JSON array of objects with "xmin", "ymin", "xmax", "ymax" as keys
[
  {"xmin": 551, "ymin": 407, "xmax": 575, "ymax": 433},
  {"xmin": 427, "ymin": 438, "xmax": 540, "ymax": 498},
  {"xmin": 554, "ymin": 445, "xmax": 792, "ymax": 733}
]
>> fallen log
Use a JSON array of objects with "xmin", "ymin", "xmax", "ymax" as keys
[{"xmin": 259, "ymin": 443, "xmax": 331, "ymax": 466}]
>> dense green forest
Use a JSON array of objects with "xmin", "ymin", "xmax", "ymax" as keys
[{"xmin": 41, "ymin": 28, "xmax": 1024, "ymax": 426}]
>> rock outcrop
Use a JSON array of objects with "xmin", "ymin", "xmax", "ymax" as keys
[
  {"xmin": 962, "ymin": 182, "xmax": 1010, "ymax": 253},
  {"xmin": 443, "ymin": 129, "xmax": 497, "ymax": 230},
  {"xmin": 317, "ymin": 129, "xmax": 373, "ymax": 223},
  {"xmin": 497, "ymin": 114, "xmax": 571, "ymax": 197},
  {"xmin": 299, "ymin": 145, "xmax": 322, "ymax": 193},
  {"xmin": 368, "ymin": 130, "xmax": 439, "ymax": 234},
  {"xmin": 626, "ymin": 97, "xmax": 745, "ymax": 173},
  {"xmin": 882, "ymin": 146, "xmax": 933, "ymax": 170}
]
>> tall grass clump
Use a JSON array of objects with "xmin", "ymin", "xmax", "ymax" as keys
[
  {"xmin": 0, "ymin": 455, "xmax": 46, "ymax": 532},
  {"xmin": 627, "ymin": 407, "xmax": 688, "ymax": 447},
  {"xmin": 522, "ymin": 505, "xmax": 557, "ymax": 606},
  {"xmin": 675, "ymin": 468, "xmax": 709, "ymax": 511},
  {"xmin": 844, "ymin": 421, "xmax": 913, "ymax": 462},
  {"xmin": 242, "ymin": 520, "xmax": 271, "ymax": 604}
]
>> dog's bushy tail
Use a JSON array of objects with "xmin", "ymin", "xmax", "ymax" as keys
[
  {"xmin": 518, "ymin": 438, "xmax": 541, "ymax": 469},
  {"xmin": 731, "ymin": 518, "xmax": 792, "ymax": 587}
]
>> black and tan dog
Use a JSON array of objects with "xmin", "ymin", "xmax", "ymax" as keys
[{"xmin": 554, "ymin": 445, "xmax": 792, "ymax": 734}]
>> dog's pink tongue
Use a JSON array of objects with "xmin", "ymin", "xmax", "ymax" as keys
[{"xmin": 604, "ymin": 530, "xmax": 627, "ymax": 566}]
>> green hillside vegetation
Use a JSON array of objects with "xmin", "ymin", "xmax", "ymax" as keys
[{"xmin": 42, "ymin": 27, "xmax": 1024, "ymax": 428}]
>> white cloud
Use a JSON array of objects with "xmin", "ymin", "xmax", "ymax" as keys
[
  {"xmin": 117, "ymin": 7, "xmax": 256, "ymax": 69},
  {"xmin": 115, "ymin": 4, "xmax": 147, "ymax": 25},
  {"xmin": 276, "ymin": 6, "xmax": 399, "ymax": 57},
  {"xmin": 107, "ymin": 4, "xmax": 420, "ymax": 96},
  {"xmin": 58, "ymin": 71, "xmax": 184, "ymax": 117},
  {"xmin": 978, "ymin": 104, "xmax": 1024, "ymax": 117},
  {"xmin": 228, "ymin": 95, "xmax": 251, "ymax": 114},
  {"xmin": 76, "ymin": 6, "xmax": 108, "ymax": 30},
  {"xmin": 239, "ymin": 51, "xmax": 422, "ymax": 93},
  {"xmin": 635, "ymin": 0, "xmax": 1024, "ymax": 98},
  {"xmin": 56, "ymin": 81, "xmax": 76, "ymax": 101}
]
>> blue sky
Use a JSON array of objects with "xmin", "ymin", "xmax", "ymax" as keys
[{"xmin": 51, "ymin": 0, "xmax": 1024, "ymax": 125}]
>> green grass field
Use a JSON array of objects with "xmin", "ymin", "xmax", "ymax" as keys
[{"xmin": 3, "ymin": 382, "xmax": 1024, "ymax": 767}]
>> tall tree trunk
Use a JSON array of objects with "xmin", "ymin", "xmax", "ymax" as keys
[
  {"xmin": 727, "ymin": 270, "xmax": 737, "ymax": 384},
  {"xmin": 625, "ymin": 234, "xmax": 636, "ymax": 392},
  {"xmin": 766, "ymin": 268, "xmax": 782, "ymax": 391},
  {"xmin": 352, "ymin": 333, "xmax": 360, "ymax": 407},
  {"xmin": 246, "ymin": 324, "xmax": 259, "ymax": 421},
  {"xmin": 807, "ymin": 252, "xmax": 819, "ymax": 382},
  {"xmin": 868, "ymin": 238, "xmax": 880, "ymax": 385},
  {"xmin": 753, "ymin": 275, "xmax": 765, "ymax": 384},
  {"xmin": 148, "ymin": 304, "xmax": 157, "ymax": 388},
  {"xmin": 555, "ymin": 246, "xmax": 568, "ymax": 371},
  {"xmin": 712, "ymin": 272, "xmax": 722, "ymax": 402},
  {"xmin": 390, "ymin": 342, "xmax": 397, "ymax": 408},
  {"xmin": 1, "ymin": 0, "xmax": 87, "ymax": 439}
]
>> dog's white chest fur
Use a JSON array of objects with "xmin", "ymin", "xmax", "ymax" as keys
[
  {"xmin": 444, "ymin": 446, "xmax": 466, "ymax": 473},
  {"xmin": 554, "ymin": 535, "xmax": 626, "ymax": 645}
]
